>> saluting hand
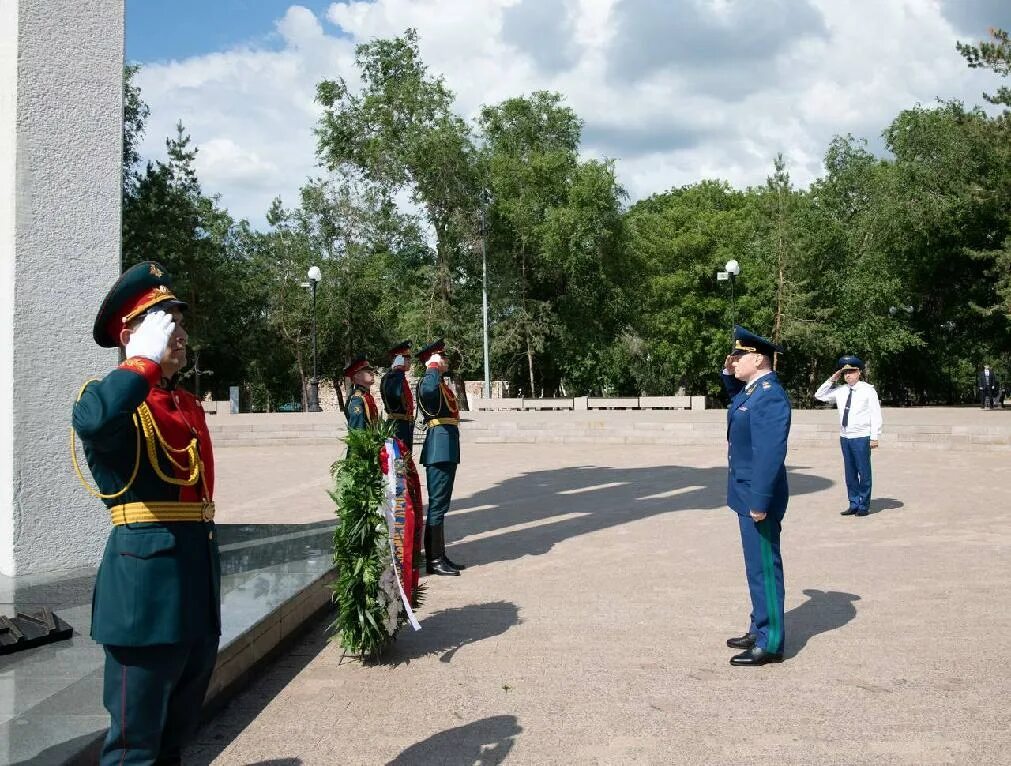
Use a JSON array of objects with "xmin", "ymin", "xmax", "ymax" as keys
[
  {"xmin": 723, "ymin": 355, "xmax": 737, "ymax": 373},
  {"xmin": 125, "ymin": 310, "xmax": 175, "ymax": 364}
]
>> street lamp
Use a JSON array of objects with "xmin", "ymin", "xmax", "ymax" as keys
[
  {"xmin": 717, "ymin": 259, "xmax": 741, "ymax": 329},
  {"xmin": 480, "ymin": 191, "xmax": 491, "ymax": 400},
  {"xmin": 306, "ymin": 265, "xmax": 322, "ymax": 412}
]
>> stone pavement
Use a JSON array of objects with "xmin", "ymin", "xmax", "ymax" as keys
[{"xmin": 192, "ymin": 441, "xmax": 1011, "ymax": 765}]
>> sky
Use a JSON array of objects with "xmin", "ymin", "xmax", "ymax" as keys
[{"xmin": 126, "ymin": 0, "xmax": 1011, "ymax": 229}]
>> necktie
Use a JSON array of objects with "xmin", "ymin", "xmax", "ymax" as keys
[{"xmin": 842, "ymin": 388, "xmax": 853, "ymax": 427}]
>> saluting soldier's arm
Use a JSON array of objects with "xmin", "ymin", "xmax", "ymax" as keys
[
  {"xmin": 747, "ymin": 392, "xmax": 790, "ymax": 513},
  {"xmin": 721, "ymin": 371, "xmax": 744, "ymax": 398},
  {"xmin": 813, "ymin": 377, "xmax": 838, "ymax": 403},
  {"xmin": 419, "ymin": 367, "xmax": 441, "ymax": 396},
  {"xmin": 72, "ymin": 358, "xmax": 161, "ymax": 449}
]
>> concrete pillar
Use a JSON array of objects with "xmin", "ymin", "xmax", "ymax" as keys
[{"xmin": 0, "ymin": 0, "xmax": 123, "ymax": 575}]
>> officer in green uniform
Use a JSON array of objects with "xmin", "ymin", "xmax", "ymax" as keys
[
  {"xmin": 343, "ymin": 356, "xmax": 378, "ymax": 431},
  {"xmin": 416, "ymin": 340, "xmax": 465, "ymax": 576},
  {"xmin": 72, "ymin": 262, "xmax": 220, "ymax": 765},
  {"xmin": 380, "ymin": 340, "xmax": 415, "ymax": 448}
]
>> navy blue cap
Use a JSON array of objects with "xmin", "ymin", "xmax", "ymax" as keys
[
  {"xmin": 730, "ymin": 325, "xmax": 783, "ymax": 359},
  {"xmin": 837, "ymin": 355, "xmax": 864, "ymax": 371},
  {"xmin": 418, "ymin": 339, "xmax": 445, "ymax": 365},
  {"xmin": 387, "ymin": 340, "xmax": 412, "ymax": 361}
]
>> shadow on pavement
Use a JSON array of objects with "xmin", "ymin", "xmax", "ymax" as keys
[
  {"xmin": 445, "ymin": 464, "xmax": 831, "ymax": 568},
  {"xmin": 383, "ymin": 601, "xmax": 520, "ymax": 666},
  {"xmin": 244, "ymin": 761, "xmax": 303, "ymax": 766},
  {"xmin": 184, "ymin": 615, "xmax": 331, "ymax": 766},
  {"xmin": 387, "ymin": 714, "xmax": 522, "ymax": 766},
  {"xmin": 868, "ymin": 497, "xmax": 904, "ymax": 515},
  {"xmin": 786, "ymin": 588, "xmax": 861, "ymax": 658}
]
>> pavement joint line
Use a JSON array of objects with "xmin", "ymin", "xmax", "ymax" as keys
[
  {"xmin": 443, "ymin": 503, "xmax": 499, "ymax": 515},
  {"xmin": 636, "ymin": 484, "xmax": 707, "ymax": 500},
  {"xmin": 452, "ymin": 512, "xmax": 592, "ymax": 545},
  {"xmin": 557, "ymin": 481, "xmax": 628, "ymax": 495}
]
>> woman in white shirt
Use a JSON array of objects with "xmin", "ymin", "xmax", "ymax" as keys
[{"xmin": 814, "ymin": 356, "xmax": 883, "ymax": 517}]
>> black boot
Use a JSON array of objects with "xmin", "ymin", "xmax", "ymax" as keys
[
  {"xmin": 425, "ymin": 525, "xmax": 459, "ymax": 577},
  {"xmin": 442, "ymin": 527, "xmax": 467, "ymax": 572}
]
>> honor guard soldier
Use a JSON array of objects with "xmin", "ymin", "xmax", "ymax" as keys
[
  {"xmin": 721, "ymin": 326, "xmax": 791, "ymax": 666},
  {"xmin": 344, "ymin": 356, "xmax": 378, "ymax": 431},
  {"xmin": 815, "ymin": 356, "xmax": 882, "ymax": 516},
  {"xmin": 416, "ymin": 340, "xmax": 466, "ymax": 576},
  {"xmin": 380, "ymin": 341, "xmax": 415, "ymax": 448},
  {"xmin": 72, "ymin": 261, "xmax": 220, "ymax": 764}
]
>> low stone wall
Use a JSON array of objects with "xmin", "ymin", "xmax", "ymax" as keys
[{"xmin": 206, "ymin": 409, "xmax": 1011, "ymax": 452}]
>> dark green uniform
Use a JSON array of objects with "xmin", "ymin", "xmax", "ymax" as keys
[
  {"xmin": 381, "ymin": 369, "xmax": 415, "ymax": 448},
  {"xmin": 74, "ymin": 261, "xmax": 220, "ymax": 765},
  {"xmin": 417, "ymin": 366, "xmax": 460, "ymax": 527},
  {"xmin": 345, "ymin": 384, "xmax": 379, "ymax": 431}
]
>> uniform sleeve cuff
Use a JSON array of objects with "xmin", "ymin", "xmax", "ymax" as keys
[{"xmin": 118, "ymin": 357, "xmax": 162, "ymax": 387}]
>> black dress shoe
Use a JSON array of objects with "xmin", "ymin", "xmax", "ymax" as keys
[
  {"xmin": 726, "ymin": 632, "xmax": 757, "ymax": 649},
  {"xmin": 730, "ymin": 646, "xmax": 784, "ymax": 666},
  {"xmin": 855, "ymin": 510, "xmax": 869, "ymax": 517},
  {"xmin": 443, "ymin": 555, "xmax": 467, "ymax": 572},
  {"xmin": 840, "ymin": 508, "xmax": 859, "ymax": 516},
  {"xmin": 426, "ymin": 557, "xmax": 460, "ymax": 576}
]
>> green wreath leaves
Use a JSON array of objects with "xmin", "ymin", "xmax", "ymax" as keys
[{"xmin": 329, "ymin": 422, "xmax": 407, "ymax": 659}]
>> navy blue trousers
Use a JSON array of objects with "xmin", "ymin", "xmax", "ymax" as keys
[
  {"xmin": 425, "ymin": 462, "xmax": 457, "ymax": 527},
  {"xmin": 738, "ymin": 514, "xmax": 785, "ymax": 654},
  {"xmin": 840, "ymin": 436, "xmax": 872, "ymax": 512},
  {"xmin": 101, "ymin": 637, "xmax": 219, "ymax": 765}
]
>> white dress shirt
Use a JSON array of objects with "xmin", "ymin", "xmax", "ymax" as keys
[{"xmin": 814, "ymin": 378, "xmax": 882, "ymax": 439}]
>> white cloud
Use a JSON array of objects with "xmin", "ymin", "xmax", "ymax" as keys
[{"xmin": 133, "ymin": 0, "xmax": 1007, "ymax": 227}]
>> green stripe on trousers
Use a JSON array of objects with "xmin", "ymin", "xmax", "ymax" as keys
[{"xmin": 758, "ymin": 519, "xmax": 782, "ymax": 653}]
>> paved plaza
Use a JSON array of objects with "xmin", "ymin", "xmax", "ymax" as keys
[{"xmin": 191, "ymin": 439, "xmax": 1010, "ymax": 765}]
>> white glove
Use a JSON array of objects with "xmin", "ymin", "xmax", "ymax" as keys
[{"xmin": 125, "ymin": 310, "xmax": 174, "ymax": 364}]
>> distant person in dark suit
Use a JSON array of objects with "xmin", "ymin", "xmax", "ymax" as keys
[{"xmin": 978, "ymin": 365, "xmax": 999, "ymax": 410}]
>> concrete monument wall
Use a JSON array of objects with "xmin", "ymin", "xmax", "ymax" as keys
[{"xmin": 1, "ymin": 0, "xmax": 123, "ymax": 575}]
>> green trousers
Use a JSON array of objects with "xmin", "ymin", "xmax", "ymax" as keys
[
  {"xmin": 425, "ymin": 462, "xmax": 458, "ymax": 527},
  {"xmin": 100, "ymin": 636, "xmax": 218, "ymax": 765}
]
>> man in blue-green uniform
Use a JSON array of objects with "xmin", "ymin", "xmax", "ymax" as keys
[
  {"xmin": 416, "ymin": 339, "xmax": 465, "ymax": 576},
  {"xmin": 72, "ymin": 262, "xmax": 220, "ymax": 764},
  {"xmin": 721, "ymin": 326, "xmax": 792, "ymax": 666},
  {"xmin": 343, "ymin": 356, "xmax": 378, "ymax": 431},
  {"xmin": 380, "ymin": 341, "xmax": 415, "ymax": 448}
]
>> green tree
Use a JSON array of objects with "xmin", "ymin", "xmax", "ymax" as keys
[
  {"xmin": 623, "ymin": 181, "xmax": 754, "ymax": 396},
  {"xmin": 123, "ymin": 122, "xmax": 253, "ymax": 398},
  {"xmin": 123, "ymin": 65, "xmax": 149, "ymax": 194},
  {"xmin": 315, "ymin": 29, "xmax": 480, "ymax": 358},
  {"xmin": 479, "ymin": 92, "xmax": 582, "ymax": 394},
  {"xmin": 957, "ymin": 27, "xmax": 1011, "ymax": 109}
]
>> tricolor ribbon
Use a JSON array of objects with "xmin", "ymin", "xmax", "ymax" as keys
[{"xmin": 381, "ymin": 438, "xmax": 421, "ymax": 631}]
